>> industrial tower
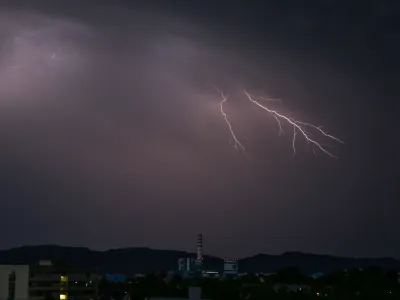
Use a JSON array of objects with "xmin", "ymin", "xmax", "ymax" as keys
[
  {"xmin": 195, "ymin": 233, "xmax": 203, "ymax": 275},
  {"xmin": 178, "ymin": 233, "xmax": 204, "ymax": 278}
]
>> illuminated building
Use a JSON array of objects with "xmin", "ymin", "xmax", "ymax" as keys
[
  {"xmin": 0, "ymin": 261, "xmax": 100, "ymax": 300},
  {"xmin": 60, "ymin": 275, "xmax": 68, "ymax": 300},
  {"xmin": 29, "ymin": 260, "xmax": 100, "ymax": 300}
]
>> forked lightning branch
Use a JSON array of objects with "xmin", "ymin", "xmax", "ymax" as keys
[{"xmin": 213, "ymin": 86, "xmax": 344, "ymax": 158}]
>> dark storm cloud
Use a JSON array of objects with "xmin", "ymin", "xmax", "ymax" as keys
[{"xmin": 0, "ymin": 0, "xmax": 398, "ymax": 258}]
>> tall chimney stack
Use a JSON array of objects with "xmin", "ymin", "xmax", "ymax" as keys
[{"xmin": 196, "ymin": 233, "xmax": 203, "ymax": 261}]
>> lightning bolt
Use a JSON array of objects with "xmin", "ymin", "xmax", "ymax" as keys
[
  {"xmin": 292, "ymin": 126, "xmax": 297, "ymax": 157},
  {"xmin": 273, "ymin": 114, "xmax": 284, "ymax": 136},
  {"xmin": 244, "ymin": 90, "xmax": 343, "ymax": 158},
  {"xmin": 213, "ymin": 86, "xmax": 245, "ymax": 152}
]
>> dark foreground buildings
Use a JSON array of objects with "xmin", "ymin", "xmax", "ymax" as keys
[{"xmin": 0, "ymin": 260, "xmax": 100, "ymax": 300}]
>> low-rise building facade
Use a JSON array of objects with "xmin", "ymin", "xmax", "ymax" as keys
[{"xmin": 0, "ymin": 261, "xmax": 100, "ymax": 300}]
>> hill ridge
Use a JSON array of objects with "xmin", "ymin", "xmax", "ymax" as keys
[{"xmin": 0, "ymin": 245, "xmax": 399, "ymax": 274}]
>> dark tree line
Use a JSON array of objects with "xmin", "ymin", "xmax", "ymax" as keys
[{"xmin": 98, "ymin": 267, "xmax": 400, "ymax": 300}]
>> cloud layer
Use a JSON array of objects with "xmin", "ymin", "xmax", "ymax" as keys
[{"xmin": 0, "ymin": 1, "xmax": 398, "ymax": 258}]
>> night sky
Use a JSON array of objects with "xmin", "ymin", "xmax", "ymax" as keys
[{"xmin": 0, "ymin": 0, "xmax": 399, "ymax": 258}]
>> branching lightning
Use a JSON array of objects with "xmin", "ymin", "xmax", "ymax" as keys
[
  {"xmin": 212, "ymin": 86, "xmax": 245, "ymax": 152},
  {"xmin": 292, "ymin": 126, "xmax": 297, "ymax": 157},
  {"xmin": 211, "ymin": 86, "xmax": 343, "ymax": 158},
  {"xmin": 244, "ymin": 90, "xmax": 344, "ymax": 158}
]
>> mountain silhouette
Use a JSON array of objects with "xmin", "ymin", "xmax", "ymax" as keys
[{"xmin": 0, "ymin": 246, "xmax": 399, "ymax": 275}]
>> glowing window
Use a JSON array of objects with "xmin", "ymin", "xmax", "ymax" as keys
[{"xmin": 60, "ymin": 294, "xmax": 67, "ymax": 300}]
